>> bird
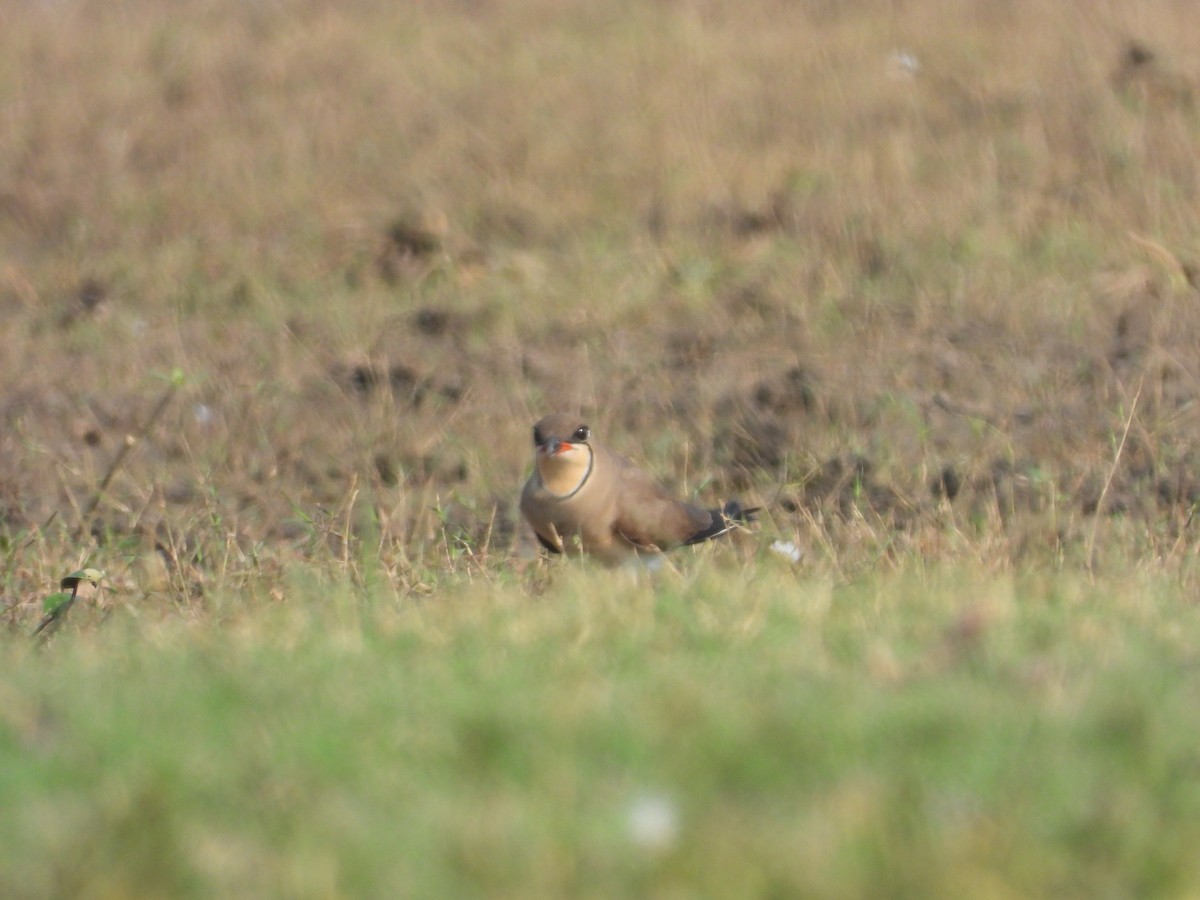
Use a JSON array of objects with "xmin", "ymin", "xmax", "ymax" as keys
[
  {"xmin": 31, "ymin": 568, "xmax": 104, "ymax": 639},
  {"xmin": 520, "ymin": 413, "xmax": 757, "ymax": 565}
]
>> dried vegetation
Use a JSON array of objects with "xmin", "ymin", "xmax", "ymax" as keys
[{"xmin": 2, "ymin": 0, "xmax": 1200, "ymax": 621}]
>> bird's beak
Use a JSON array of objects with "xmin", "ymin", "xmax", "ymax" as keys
[{"xmin": 543, "ymin": 439, "xmax": 574, "ymax": 456}]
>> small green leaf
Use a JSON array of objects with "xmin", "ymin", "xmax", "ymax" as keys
[
  {"xmin": 42, "ymin": 591, "xmax": 74, "ymax": 614},
  {"xmin": 60, "ymin": 568, "xmax": 104, "ymax": 591}
]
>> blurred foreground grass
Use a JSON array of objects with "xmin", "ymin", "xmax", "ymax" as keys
[{"xmin": 5, "ymin": 564, "xmax": 1200, "ymax": 898}]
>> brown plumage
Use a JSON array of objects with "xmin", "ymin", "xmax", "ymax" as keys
[{"xmin": 520, "ymin": 413, "xmax": 757, "ymax": 565}]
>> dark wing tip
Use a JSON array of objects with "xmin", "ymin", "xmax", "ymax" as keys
[
  {"xmin": 534, "ymin": 532, "xmax": 563, "ymax": 555},
  {"xmin": 721, "ymin": 501, "xmax": 759, "ymax": 523},
  {"xmin": 682, "ymin": 500, "xmax": 759, "ymax": 546}
]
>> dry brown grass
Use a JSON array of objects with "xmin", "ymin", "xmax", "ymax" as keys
[{"xmin": 3, "ymin": 0, "xmax": 1200, "ymax": 623}]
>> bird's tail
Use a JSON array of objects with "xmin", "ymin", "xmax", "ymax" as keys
[{"xmin": 684, "ymin": 500, "xmax": 760, "ymax": 545}]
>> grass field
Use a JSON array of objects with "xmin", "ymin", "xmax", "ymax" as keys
[
  {"xmin": 6, "ymin": 566, "xmax": 1200, "ymax": 898},
  {"xmin": 4, "ymin": 0, "xmax": 1200, "ymax": 895}
]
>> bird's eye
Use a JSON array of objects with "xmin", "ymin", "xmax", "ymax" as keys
[
  {"xmin": 573, "ymin": 426, "xmax": 590, "ymax": 442},
  {"xmin": 532, "ymin": 427, "xmax": 544, "ymax": 446}
]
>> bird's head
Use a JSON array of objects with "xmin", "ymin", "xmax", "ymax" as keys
[{"xmin": 531, "ymin": 414, "xmax": 594, "ymax": 495}]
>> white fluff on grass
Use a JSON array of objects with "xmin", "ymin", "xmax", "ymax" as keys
[
  {"xmin": 769, "ymin": 540, "xmax": 803, "ymax": 564},
  {"xmin": 625, "ymin": 792, "xmax": 679, "ymax": 851}
]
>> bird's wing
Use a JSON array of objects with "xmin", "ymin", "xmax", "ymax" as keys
[
  {"xmin": 533, "ymin": 531, "xmax": 563, "ymax": 554},
  {"xmin": 613, "ymin": 463, "xmax": 713, "ymax": 550}
]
